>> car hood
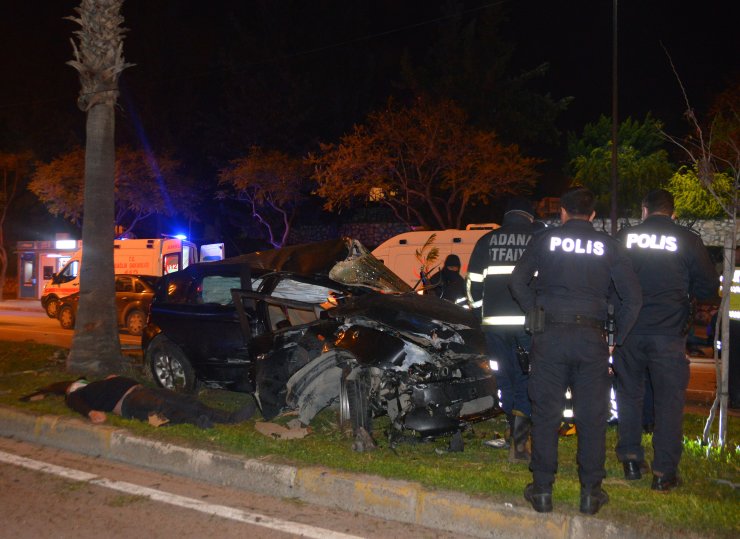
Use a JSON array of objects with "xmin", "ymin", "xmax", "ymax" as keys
[{"xmin": 330, "ymin": 292, "xmax": 479, "ymax": 332}]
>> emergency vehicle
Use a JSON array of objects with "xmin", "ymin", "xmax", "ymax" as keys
[
  {"xmin": 39, "ymin": 238, "xmax": 220, "ymax": 318},
  {"xmin": 371, "ymin": 224, "xmax": 499, "ymax": 288}
]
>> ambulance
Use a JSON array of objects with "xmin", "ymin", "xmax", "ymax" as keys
[
  {"xmin": 371, "ymin": 224, "xmax": 499, "ymax": 288},
  {"xmin": 39, "ymin": 238, "xmax": 222, "ymax": 318}
]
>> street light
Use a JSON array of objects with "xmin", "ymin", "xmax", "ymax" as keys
[{"xmin": 610, "ymin": 0, "xmax": 619, "ymax": 236}]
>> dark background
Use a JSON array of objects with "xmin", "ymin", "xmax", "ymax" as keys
[{"xmin": 1, "ymin": 1, "xmax": 737, "ymax": 245}]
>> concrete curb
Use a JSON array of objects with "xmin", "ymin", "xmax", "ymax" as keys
[{"xmin": 0, "ymin": 405, "xmax": 638, "ymax": 539}]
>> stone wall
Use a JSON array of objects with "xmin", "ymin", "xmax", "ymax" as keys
[{"xmin": 287, "ymin": 222, "xmax": 412, "ymax": 249}]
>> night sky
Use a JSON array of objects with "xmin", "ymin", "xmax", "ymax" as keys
[{"xmin": 0, "ymin": 1, "xmax": 737, "ymax": 240}]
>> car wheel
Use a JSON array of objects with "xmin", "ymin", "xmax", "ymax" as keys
[
  {"xmin": 346, "ymin": 367, "xmax": 376, "ymax": 451},
  {"xmin": 58, "ymin": 305, "xmax": 75, "ymax": 330},
  {"xmin": 125, "ymin": 309, "xmax": 146, "ymax": 336},
  {"xmin": 45, "ymin": 297, "xmax": 60, "ymax": 318},
  {"xmin": 147, "ymin": 337, "xmax": 196, "ymax": 393},
  {"xmin": 338, "ymin": 367, "xmax": 351, "ymax": 431}
]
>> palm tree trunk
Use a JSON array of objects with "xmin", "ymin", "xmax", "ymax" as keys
[
  {"xmin": 68, "ymin": 101, "xmax": 122, "ymax": 374},
  {"xmin": 66, "ymin": 0, "xmax": 131, "ymax": 374}
]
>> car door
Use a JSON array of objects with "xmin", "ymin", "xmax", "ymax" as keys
[{"xmin": 114, "ymin": 275, "xmax": 134, "ymax": 326}]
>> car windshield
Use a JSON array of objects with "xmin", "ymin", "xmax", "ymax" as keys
[{"xmin": 329, "ymin": 240, "xmax": 413, "ymax": 294}]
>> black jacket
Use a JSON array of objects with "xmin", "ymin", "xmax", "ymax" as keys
[
  {"xmin": 510, "ymin": 218, "xmax": 642, "ymax": 345},
  {"xmin": 430, "ymin": 268, "xmax": 467, "ymax": 305},
  {"xmin": 466, "ymin": 213, "xmax": 540, "ymax": 326},
  {"xmin": 616, "ymin": 215, "xmax": 718, "ymax": 335}
]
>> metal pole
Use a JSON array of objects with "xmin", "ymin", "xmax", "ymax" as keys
[{"xmin": 610, "ymin": 0, "xmax": 619, "ymax": 236}]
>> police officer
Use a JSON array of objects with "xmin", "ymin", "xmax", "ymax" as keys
[
  {"xmin": 467, "ymin": 197, "xmax": 540, "ymax": 462},
  {"xmin": 510, "ymin": 187, "xmax": 642, "ymax": 515},
  {"xmin": 614, "ymin": 189, "xmax": 718, "ymax": 491},
  {"xmin": 430, "ymin": 254, "xmax": 467, "ymax": 305}
]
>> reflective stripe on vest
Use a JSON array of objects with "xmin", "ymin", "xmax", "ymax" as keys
[
  {"xmin": 467, "ymin": 272, "xmax": 484, "ymax": 283},
  {"xmin": 482, "ymin": 315, "xmax": 525, "ymax": 326},
  {"xmin": 483, "ymin": 265, "xmax": 516, "ymax": 276}
]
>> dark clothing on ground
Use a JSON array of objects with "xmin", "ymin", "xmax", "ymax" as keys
[
  {"xmin": 614, "ymin": 215, "xmax": 717, "ymax": 478},
  {"xmin": 510, "ymin": 218, "xmax": 642, "ymax": 489},
  {"xmin": 62, "ymin": 376, "xmax": 255, "ymax": 428},
  {"xmin": 65, "ymin": 376, "xmax": 139, "ymax": 417},
  {"xmin": 467, "ymin": 212, "xmax": 540, "ymax": 417}
]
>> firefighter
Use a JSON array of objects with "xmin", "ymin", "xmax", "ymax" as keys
[
  {"xmin": 467, "ymin": 197, "xmax": 540, "ymax": 462},
  {"xmin": 510, "ymin": 187, "xmax": 642, "ymax": 515},
  {"xmin": 614, "ymin": 189, "xmax": 718, "ymax": 491}
]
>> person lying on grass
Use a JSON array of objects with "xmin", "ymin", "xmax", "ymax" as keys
[{"xmin": 20, "ymin": 375, "xmax": 256, "ymax": 429}]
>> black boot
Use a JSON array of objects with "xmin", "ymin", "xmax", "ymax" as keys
[
  {"xmin": 580, "ymin": 484, "xmax": 609, "ymax": 515},
  {"xmin": 508, "ymin": 415, "xmax": 531, "ymax": 464},
  {"xmin": 524, "ymin": 483, "xmax": 552, "ymax": 513}
]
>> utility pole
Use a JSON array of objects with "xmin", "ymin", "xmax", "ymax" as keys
[{"xmin": 610, "ymin": 0, "xmax": 619, "ymax": 236}]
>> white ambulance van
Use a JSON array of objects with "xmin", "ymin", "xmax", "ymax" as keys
[
  {"xmin": 371, "ymin": 224, "xmax": 499, "ymax": 289},
  {"xmin": 40, "ymin": 238, "xmax": 210, "ymax": 317}
]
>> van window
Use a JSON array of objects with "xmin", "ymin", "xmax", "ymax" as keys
[
  {"xmin": 57, "ymin": 260, "xmax": 79, "ymax": 283},
  {"xmin": 163, "ymin": 253, "xmax": 180, "ymax": 274}
]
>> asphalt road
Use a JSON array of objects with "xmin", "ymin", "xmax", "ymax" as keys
[
  {"xmin": 0, "ymin": 307, "xmax": 141, "ymax": 350},
  {"xmin": 0, "ymin": 437, "xmax": 464, "ymax": 539}
]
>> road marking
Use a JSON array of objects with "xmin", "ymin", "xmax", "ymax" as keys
[{"xmin": 0, "ymin": 449, "xmax": 362, "ymax": 539}]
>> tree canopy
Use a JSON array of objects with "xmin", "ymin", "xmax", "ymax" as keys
[
  {"xmin": 218, "ymin": 147, "xmax": 311, "ymax": 248},
  {"xmin": 667, "ymin": 165, "xmax": 734, "ymax": 219},
  {"xmin": 566, "ymin": 114, "xmax": 674, "ymax": 217},
  {"xmin": 29, "ymin": 146, "xmax": 199, "ymax": 237},
  {"xmin": 310, "ymin": 98, "xmax": 540, "ymax": 230}
]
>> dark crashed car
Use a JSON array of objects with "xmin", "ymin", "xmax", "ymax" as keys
[{"xmin": 142, "ymin": 238, "xmax": 498, "ymax": 447}]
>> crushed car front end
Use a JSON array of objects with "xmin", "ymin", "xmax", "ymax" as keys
[{"xmin": 328, "ymin": 293, "xmax": 498, "ymax": 438}]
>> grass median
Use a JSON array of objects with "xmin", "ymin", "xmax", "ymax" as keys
[{"xmin": 0, "ymin": 341, "xmax": 737, "ymax": 538}]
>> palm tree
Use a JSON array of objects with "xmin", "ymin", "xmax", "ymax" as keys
[{"xmin": 66, "ymin": 0, "xmax": 132, "ymax": 374}]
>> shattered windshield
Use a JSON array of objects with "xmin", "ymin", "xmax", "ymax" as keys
[{"xmin": 329, "ymin": 240, "xmax": 413, "ymax": 294}]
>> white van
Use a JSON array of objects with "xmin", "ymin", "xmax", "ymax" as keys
[
  {"xmin": 40, "ymin": 238, "xmax": 218, "ymax": 317},
  {"xmin": 371, "ymin": 224, "xmax": 499, "ymax": 288}
]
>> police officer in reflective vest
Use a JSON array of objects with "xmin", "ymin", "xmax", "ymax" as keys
[
  {"xmin": 510, "ymin": 187, "xmax": 642, "ymax": 515},
  {"xmin": 467, "ymin": 197, "xmax": 540, "ymax": 462},
  {"xmin": 614, "ymin": 189, "xmax": 718, "ymax": 491}
]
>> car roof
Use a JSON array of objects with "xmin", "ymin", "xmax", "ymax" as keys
[{"xmin": 201, "ymin": 238, "xmax": 350, "ymax": 276}]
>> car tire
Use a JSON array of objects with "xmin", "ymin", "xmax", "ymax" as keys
[
  {"xmin": 45, "ymin": 297, "xmax": 60, "ymax": 318},
  {"xmin": 346, "ymin": 367, "xmax": 375, "ymax": 451},
  {"xmin": 125, "ymin": 309, "xmax": 146, "ymax": 336},
  {"xmin": 338, "ymin": 367, "xmax": 351, "ymax": 432},
  {"xmin": 58, "ymin": 305, "xmax": 75, "ymax": 330},
  {"xmin": 147, "ymin": 337, "xmax": 196, "ymax": 393}
]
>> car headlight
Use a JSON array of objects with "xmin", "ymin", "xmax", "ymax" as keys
[{"xmin": 489, "ymin": 359, "xmax": 499, "ymax": 371}]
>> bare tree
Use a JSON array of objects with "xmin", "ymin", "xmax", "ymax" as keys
[
  {"xmin": 663, "ymin": 56, "xmax": 739, "ymax": 448},
  {"xmin": 66, "ymin": 0, "xmax": 133, "ymax": 375}
]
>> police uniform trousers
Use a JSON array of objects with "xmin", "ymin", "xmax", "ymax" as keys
[
  {"xmin": 614, "ymin": 334, "xmax": 689, "ymax": 477},
  {"xmin": 484, "ymin": 328, "xmax": 531, "ymax": 417},
  {"xmin": 529, "ymin": 325, "xmax": 610, "ymax": 488}
]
